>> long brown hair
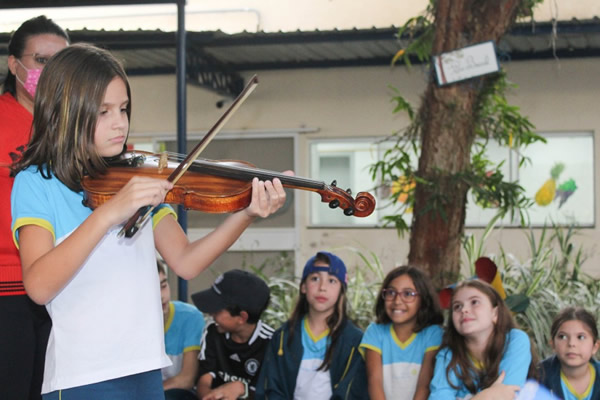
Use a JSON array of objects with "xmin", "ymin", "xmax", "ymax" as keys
[
  {"xmin": 11, "ymin": 43, "xmax": 131, "ymax": 192},
  {"xmin": 374, "ymin": 265, "xmax": 443, "ymax": 330},
  {"xmin": 443, "ymin": 280, "xmax": 537, "ymax": 393},
  {"xmin": 288, "ymin": 253, "xmax": 348, "ymax": 371}
]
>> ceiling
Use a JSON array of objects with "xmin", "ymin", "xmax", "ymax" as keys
[{"xmin": 1, "ymin": 17, "xmax": 599, "ymax": 97}]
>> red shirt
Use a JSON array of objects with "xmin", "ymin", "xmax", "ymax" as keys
[{"xmin": 0, "ymin": 92, "xmax": 32, "ymax": 295}]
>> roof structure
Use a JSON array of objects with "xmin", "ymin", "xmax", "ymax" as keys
[{"xmin": 1, "ymin": 18, "xmax": 599, "ymax": 97}]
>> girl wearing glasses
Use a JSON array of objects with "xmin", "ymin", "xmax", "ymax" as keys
[
  {"xmin": 1, "ymin": 15, "xmax": 69, "ymax": 400},
  {"xmin": 360, "ymin": 265, "xmax": 444, "ymax": 400},
  {"xmin": 256, "ymin": 251, "xmax": 368, "ymax": 399},
  {"xmin": 429, "ymin": 280, "xmax": 537, "ymax": 400}
]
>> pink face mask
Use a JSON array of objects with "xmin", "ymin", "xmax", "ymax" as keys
[{"xmin": 16, "ymin": 59, "xmax": 42, "ymax": 97}]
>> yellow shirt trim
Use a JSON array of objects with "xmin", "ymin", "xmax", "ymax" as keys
[
  {"xmin": 561, "ymin": 363, "xmax": 595, "ymax": 400},
  {"xmin": 164, "ymin": 301, "xmax": 175, "ymax": 332},
  {"xmin": 359, "ymin": 343, "xmax": 381, "ymax": 355},
  {"xmin": 153, "ymin": 206, "xmax": 177, "ymax": 230},
  {"xmin": 12, "ymin": 217, "xmax": 55, "ymax": 249},
  {"xmin": 390, "ymin": 324, "xmax": 416, "ymax": 349},
  {"xmin": 304, "ymin": 318, "xmax": 330, "ymax": 342}
]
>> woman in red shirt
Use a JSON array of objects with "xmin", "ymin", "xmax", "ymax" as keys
[{"xmin": 0, "ymin": 15, "xmax": 69, "ymax": 400}]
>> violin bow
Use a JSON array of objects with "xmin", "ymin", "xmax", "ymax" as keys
[{"xmin": 119, "ymin": 75, "xmax": 260, "ymax": 238}]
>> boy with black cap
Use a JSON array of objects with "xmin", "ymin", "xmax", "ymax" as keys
[{"xmin": 192, "ymin": 269, "xmax": 273, "ymax": 400}]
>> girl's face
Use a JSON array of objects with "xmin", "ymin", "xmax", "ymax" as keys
[
  {"xmin": 551, "ymin": 319, "xmax": 600, "ymax": 370},
  {"xmin": 301, "ymin": 264, "xmax": 342, "ymax": 316},
  {"xmin": 451, "ymin": 286, "xmax": 498, "ymax": 341},
  {"xmin": 383, "ymin": 274, "xmax": 420, "ymax": 328},
  {"xmin": 94, "ymin": 77, "xmax": 129, "ymax": 157}
]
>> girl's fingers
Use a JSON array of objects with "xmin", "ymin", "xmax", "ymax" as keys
[
  {"xmin": 246, "ymin": 176, "xmax": 287, "ymax": 218},
  {"xmin": 99, "ymin": 176, "xmax": 173, "ymax": 225}
]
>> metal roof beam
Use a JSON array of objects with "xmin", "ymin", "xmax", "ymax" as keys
[{"xmin": 186, "ymin": 46, "xmax": 244, "ymax": 97}]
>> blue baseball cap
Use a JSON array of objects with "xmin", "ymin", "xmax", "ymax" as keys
[{"xmin": 302, "ymin": 251, "xmax": 347, "ymax": 287}]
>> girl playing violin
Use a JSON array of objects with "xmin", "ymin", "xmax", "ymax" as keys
[{"xmin": 10, "ymin": 43, "xmax": 287, "ymax": 400}]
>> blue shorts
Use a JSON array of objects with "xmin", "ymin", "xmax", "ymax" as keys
[{"xmin": 42, "ymin": 370, "xmax": 164, "ymax": 400}]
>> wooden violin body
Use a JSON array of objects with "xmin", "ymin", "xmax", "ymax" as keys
[{"xmin": 82, "ymin": 151, "xmax": 376, "ymax": 218}]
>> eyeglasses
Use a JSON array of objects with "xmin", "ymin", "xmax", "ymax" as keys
[
  {"xmin": 21, "ymin": 53, "xmax": 51, "ymax": 66},
  {"xmin": 382, "ymin": 288, "xmax": 419, "ymax": 303}
]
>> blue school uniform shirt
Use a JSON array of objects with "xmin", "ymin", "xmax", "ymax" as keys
[
  {"xmin": 11, "ymin": 165, "xmax": 174, "ymax": 392},
  {"xmin": 293, "ymin": 318, "xmax": 333, "ymax": 400},
  {"xmin": 359, "ymin": 323, "xmax": 443, "ymax": 400},
  {"xmin": 560, "ymin": 364, "xmax": 596, "ymax": 400},
  {"xmin": 429, "ymin": 328, "xmax": 531, "ymax": 400},
  {"xmin": 162, "ymin": 300, "xmax": 205, "ymax": 381}
]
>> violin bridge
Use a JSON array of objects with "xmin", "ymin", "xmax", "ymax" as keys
[{"xmin": 157, "ymin": 152, "xmax": 168, "ymax": 173}]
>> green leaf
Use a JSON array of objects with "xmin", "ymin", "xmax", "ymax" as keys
[{"xmin": 505, "ymin": 293, "xmax": 530, "ymax": 313}]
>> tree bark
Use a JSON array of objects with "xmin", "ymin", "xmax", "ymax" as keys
[{"xmin": 408, "ymin": 0, "xmax": 524, "ymax": 287}]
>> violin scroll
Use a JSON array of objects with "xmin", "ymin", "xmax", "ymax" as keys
[{"xmin": 319, "ymin": 184, "xmax": 376, "ymax": 218}]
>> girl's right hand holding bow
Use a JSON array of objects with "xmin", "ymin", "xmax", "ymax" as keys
[{"xmin": 95, "ymin": 176, "xmax": 174, "ymax": 228}]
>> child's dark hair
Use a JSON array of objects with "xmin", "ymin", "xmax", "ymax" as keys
[
  {"xmin": 551, "ymin": 307, "xmax": 598, "ymax": 342},
  {"xmin": 11, "ymin": 43, "xmax": 131, "ymax": 192},
  {"xmin": 225, "ymin": 301, "xmax": 270, "ymax": 325},
  {"xmin": 157, "ymin": 259, "xmax": 167, "ymax": 275},
  {"xmin": 444, "ymin": 280, "xmax": 538, "ymax": 393},
  {"xmin": 3, "ymin": 15, "xmax": 70, "ymax": 95},
  {"xmin": 288, "ymin": 252, "xmax": 347, "ymax": 371},
  {"xmin": 375, "ymin": 265, "xmax": 443, "ymax": 330}
]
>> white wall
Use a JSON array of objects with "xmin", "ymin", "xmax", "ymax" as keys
[{"xmin": 127, "ymin": 57, "xmax": 600, "ymax": 277}]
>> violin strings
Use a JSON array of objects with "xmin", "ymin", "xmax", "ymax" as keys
[{"xmin": 157, "ymin": 151, "xmax": 327, "ymax": 190}]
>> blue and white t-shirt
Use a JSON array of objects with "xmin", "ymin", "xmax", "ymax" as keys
[
  {"xmin": 360, "ymin": 323, "xmax": 443, "ymax": 400},
  {"xmin": 162, "ymin": 300, "xmax": 205, "ymax": 380},
  {"xmin": 293, "ymin": 318, "xmax": 333, "ymax": 400},
  {"xmin": 429, "ymin": 329, "xmax": 531, "ymax": 400},
  {"xmin": 11, "ymin": 166, "xmax": 174, "ymax": 393}
]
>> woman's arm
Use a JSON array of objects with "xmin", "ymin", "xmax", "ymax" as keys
[
  {"xmin": 18, "ymin": 176, "xmax": 173, "ymax": 305},
  {"xmin": 413, "ymin": 350, "xmax": 437, "ymax": 400},
  {"xmin": 365, "ymin": 349, "xmax": 386, "ymax": 400},
  {"xmin": 155, "ymin": 177, "xmax": 287, "ymax": 280}
]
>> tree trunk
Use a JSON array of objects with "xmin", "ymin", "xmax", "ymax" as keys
[{"xmin": 408, "ymin": 0, "xmax": 524, "ymax": 287}]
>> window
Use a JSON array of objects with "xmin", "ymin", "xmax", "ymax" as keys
[
  {"xmin": 309, "ymin": 139, "xmax": 388, "ymax": 227},
  {"xmin": 311, "ymin": 132, "xmax": 595, "ymax": 228}
]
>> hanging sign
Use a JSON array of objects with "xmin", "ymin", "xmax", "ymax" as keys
[{"xmin": 433, "ymin": 41, "xmax": 500, "ymax": 86}]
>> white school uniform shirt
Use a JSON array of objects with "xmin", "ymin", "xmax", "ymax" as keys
[{"xmin": 11, "ymin": 166, "xmax": 173, "ymax": 393}]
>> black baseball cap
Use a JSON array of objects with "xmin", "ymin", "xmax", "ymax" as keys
[{"xmin": 191, "ymin": 269, "xmax": 270, "ymax": 316}]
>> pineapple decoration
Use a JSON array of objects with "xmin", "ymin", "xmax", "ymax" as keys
[
  {"xmin": 391, "ymin": 176, "xmax": 416, "ymax": 213},
  {"xmin": 535, "ymin": 163, "xmax": 564, "ymax": 206}
]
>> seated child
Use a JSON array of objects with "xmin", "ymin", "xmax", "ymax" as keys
[
  {"xmin": 158, "ymin": 260, "xmax": 206, "ymax": 400},
  {"xmin": 192, "ymin": 269, "xmax": 273, "ymax": 400},
  {"xmin": 539, "ymin": 306, "xmax": 600, "ymax": 400},
  {"xmin": 256, "ymin": 251, "xmax": 368, "ymax": 399},
  {"xmin": 429, "ymin": 279, "xmax": 536, "ymax": 400},
  {"xmin": 360, "ymin": 265, "xmax": 444, "ymax": 400}
]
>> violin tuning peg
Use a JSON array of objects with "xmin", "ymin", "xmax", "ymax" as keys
[
  {"xmin": 331, "ymin": 180, "xmax": 337, "ymax": 187},
  {"xmin": 346, "ymin": 188, "xmax": 352, "ymax": 195},
  {"xmin": 329, "ymin": 199, "xmax": 340, "ymax": 209},
  {"xmin": 344, "ymin": 208, "xmax": 355, "ymax": 216}
]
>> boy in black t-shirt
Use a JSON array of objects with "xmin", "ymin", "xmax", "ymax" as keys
[{"xmin": 191, "ymin": 269, "xmax": 273, "ymax": 400}]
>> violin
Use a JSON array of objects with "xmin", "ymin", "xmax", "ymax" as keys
[
  {"xmin": 82, "ymin": 150, "xmax": 376, "ymax": 218},
  {"xmin": 81, "ymin": 75, "xmax": 375, "ymax": 238}
]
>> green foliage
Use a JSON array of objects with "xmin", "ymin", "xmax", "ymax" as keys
[{"xmin": 372, "ymin": 1, "xmax": 547, "ymax": 237}]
